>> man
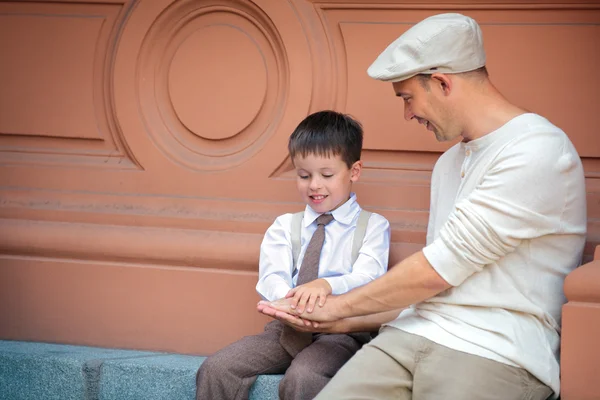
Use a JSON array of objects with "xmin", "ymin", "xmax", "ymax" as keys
[{"xmin": 259, "ymin": 12, "xmax": 586, "ymax": 400}]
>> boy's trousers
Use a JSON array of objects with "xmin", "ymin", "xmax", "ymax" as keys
[{"xmin": 196, "ymin": 320, "xmax": 367, "ymax": 400}]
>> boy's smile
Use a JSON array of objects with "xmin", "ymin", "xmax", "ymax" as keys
[
  {"xmin": 309, "ymin": 194, "xmax": 326, "ymax": 204},
  {"xmin": 293, "ymin": 153, "xmax": 362, "ymax": 214}
]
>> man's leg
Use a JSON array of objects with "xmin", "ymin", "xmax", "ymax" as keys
[
  {"xmin": 279, "ymin": 333, "xmax": 362, "ymax": 400},
  {"xmin": 196, "ymin": 321, "xmax": 292, "ymax": 400},
  {"xmin": 314, "ymin": 326, "xmax": 418, "ymax": 400},
  {"xmin": 413, "ymin": 339, "xmax": 553, "ymax": 400}
]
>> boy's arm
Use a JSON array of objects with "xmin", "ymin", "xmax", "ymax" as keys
[
  {"xmin": 322, "ymin": 214, "xmax": 391, "ymax": 295},
  {"xmin": 256, "ymin": 215, "xmax": 294, "ymax": 301}
]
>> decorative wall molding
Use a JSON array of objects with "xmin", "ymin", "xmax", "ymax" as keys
[
  {"xmin": 270, "ymin": 149, "xmax": 436, "ymax": 186},
  {"xmin": 0, "ymin": 184, "xmax": 596, "ymax": 263},
  {"xmin": 0, "ymin": 186, "xmax": 431, "ymax": 238},
  {"xmin": 0, "ymin": 217, "xmax": 425, "ymax": 271},
  {"xmin": 137, "ymin": 0, "xmax": 288, "ymax": 171},
  {"xmin": 0, "ymin": 1, "xmax": 140, "ymax": 169},
  {"xmin": 0, "ymin": 218, "xmax": 263, "ymax": 271}
]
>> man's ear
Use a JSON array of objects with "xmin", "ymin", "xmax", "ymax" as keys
[
  {"xmin": 350, "ymin": 160, "xmax": 362, "ymax": 182},
  {"xmin": 431, "ymin": 73, "xmax": 452, "ymax": 96}
]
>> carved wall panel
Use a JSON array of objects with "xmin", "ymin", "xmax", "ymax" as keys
[
  {"xmin": 0, "ymin": 0, "xmax": 598, "ymax": 354},
  {"xmin": 136, "ymin": 0, "xmax": 289, "ymax": 171},
  {"xmin": 0, "ymin": 1, "xmax": 138, "ymax": 168}
]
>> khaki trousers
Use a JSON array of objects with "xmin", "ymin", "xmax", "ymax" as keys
[{"xmin": 315, "ymin": 326, "xmax": 553, "ymax": 400}]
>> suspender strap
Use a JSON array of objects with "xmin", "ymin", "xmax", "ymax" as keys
[
  {"xmin": 351, "ymin": 211, "xmax": 372, "ymax": 264},
  {"xmin": 291, "ymin": 210, "xmax": 372, "ymax": 268}
]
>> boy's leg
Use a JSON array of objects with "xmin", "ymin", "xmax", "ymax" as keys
[
  {"xmin": 279, "ymin": 332, "xmax": 363, "ymax": 400},
  {"xmin": 314, "ymin": 326, "xmax": 419, "ymax": 400},
  {"xmin": 196, "ymin": 320, "xmax": 292, "ymax": 400}
]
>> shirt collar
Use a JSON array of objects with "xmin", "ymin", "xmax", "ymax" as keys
[
  {"xmin": 303, "ymin": 193, "xmax": 360, "ymax": 227},
  {"xmin": 461, "ymin": 113, "xmax": 534, "ymax": 152}
]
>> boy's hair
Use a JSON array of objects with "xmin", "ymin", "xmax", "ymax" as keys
[{"xmin": 288, "ymin": 110, "xmax": 363, "ymax": 168}]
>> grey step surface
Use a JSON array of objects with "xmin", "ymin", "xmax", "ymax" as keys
[{"xmin": 0, "ymin": 340, "xmax": 282, "ymax": 400}]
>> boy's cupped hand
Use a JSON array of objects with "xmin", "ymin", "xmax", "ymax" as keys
[{"xmin": 284, "ymin": 278, "xmax": 332, "ymax": 314}]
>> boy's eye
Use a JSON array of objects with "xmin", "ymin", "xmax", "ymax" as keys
[
  {"xmin": 322, "ymin": 174, "xmax": 333, "ymax": 178},
  {"xmin": 299, "ymin": 175, "xmax": 309, "ymax": 180}
]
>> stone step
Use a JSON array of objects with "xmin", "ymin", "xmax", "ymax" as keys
[{"xmin": 0, "ymin": 340, "xmax": 282, "ymax": 400}]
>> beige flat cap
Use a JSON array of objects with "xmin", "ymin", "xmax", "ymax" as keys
[{"xmin": 367, "ymin": 13, "xmax": 486, "ymax": 83}]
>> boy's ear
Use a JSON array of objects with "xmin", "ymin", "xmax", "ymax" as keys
[{"xmin": 350, "ymin": 160, "xmax": 362, "ymax": 182}]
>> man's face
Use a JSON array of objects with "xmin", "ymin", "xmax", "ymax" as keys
[
  {"xmin": 293, "ymin": 153, "xmax": 360, "ymax": 214},
  {"xmin": 392, "ymin": 76, "xmax": 460, "ymax": 142}
]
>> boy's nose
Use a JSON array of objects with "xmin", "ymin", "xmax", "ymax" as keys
[{"xmin": 309, "ymin": 177, "xmax": 322, "ymax": 190}]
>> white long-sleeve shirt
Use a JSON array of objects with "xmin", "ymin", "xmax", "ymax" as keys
[
  {"xmin": 387, "ymin": 113, "xmax": 586, "ymax": 398},
  {"xmin": 256, "ymin": 193, "xmax": 390, "ymax": 301}
]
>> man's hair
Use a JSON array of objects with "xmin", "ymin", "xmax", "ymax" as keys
[
  {"xmin": 416, "ymin": 66, "xmax": 489, "ymax": 89},
  {"xmin": 288, "ymin": 110, "xmax": 363, "ymax": 168}
]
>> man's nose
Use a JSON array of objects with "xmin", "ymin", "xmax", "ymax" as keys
[{"xmin": 404, "ymin": 104, "xmax": 414, "ymax": 121}]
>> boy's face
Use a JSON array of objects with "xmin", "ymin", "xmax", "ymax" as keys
[{"xmin": 293, "ymin": 153, "xmax": 362, "ymax": 214}]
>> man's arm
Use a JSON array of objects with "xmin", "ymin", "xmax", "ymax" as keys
[
  {"xmin": 265, "ymin": 250, "xmax": 450, "ymax": 322},
  {"xmin": 339, "ymin": 309, "xmax": 404, "ymax": 332},
  {"xmin": 337, "ymin": 250, "xmax": 450, "ymax": 319}
]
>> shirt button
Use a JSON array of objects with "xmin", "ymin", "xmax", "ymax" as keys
[
  {"xmin": 466, "ymin": 149, "xmax": 471, "ymax": 156},
  {"xmin": 461, "ymin": 171, "xmax": 465, "ymax": 178}
]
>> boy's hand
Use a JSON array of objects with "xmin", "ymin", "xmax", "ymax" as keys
[{"xmin": 285, "ymin": 279, "xmax": 332, "ymax": 313}]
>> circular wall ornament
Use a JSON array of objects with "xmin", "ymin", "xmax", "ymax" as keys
[
  {"xmin": 168, "ymin": 24, "xmax": 268, "ymax": 141},
  {"xmin": 137, "ymin": 0, "xmax": 288, "ymax": 171}
]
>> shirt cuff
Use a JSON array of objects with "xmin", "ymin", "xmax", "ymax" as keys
[
  {"xmin": 322, "ymin": 276, "xmax": 349, "ymax": 296},
  {"xmin": 257, "ymin": 283, "xmax": 291, "ymax": 302},
  {"xmin": 422, "ymin": 238, "xmax": 472, "ymax": 287},
  {"xmin": 271, "ymin": 284, "xmax": 291, "ymax": 301}
]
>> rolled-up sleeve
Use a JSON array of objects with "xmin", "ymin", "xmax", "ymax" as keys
[
  {"xmin": 256, "ymin": 215, "xmax": 294, "ymax": 301},
  {"xmin": 423, "ymin": 135, "xmax": 574, "ymax": 286},
  {"xmin": 324, "ymin": 214, "xmax": 391, "ymax": 294}
]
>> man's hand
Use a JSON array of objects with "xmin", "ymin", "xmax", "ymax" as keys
[
  {"xmin": 257, "ymin": 302, "xmax": 343, "ymax": 333},
  {"xmin": 258, "ymin": 295, "xmax": 343, "ymax": 323},
  {"xmin": 285, "ymin": 278, "xmax": 332, "ymax": 313}
]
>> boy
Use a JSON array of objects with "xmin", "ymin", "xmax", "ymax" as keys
[{"xmin": 196, "ymin": 110, "xmax": 391, "ymax": 400}]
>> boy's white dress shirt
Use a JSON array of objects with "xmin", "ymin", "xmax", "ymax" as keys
[
  {"xmin": 257, "ymin": 193, "xmax": 391, "ymax": 301},
  {"xmin": 386, "ymin": 113, "xmax": 587, "ymax": 397}
]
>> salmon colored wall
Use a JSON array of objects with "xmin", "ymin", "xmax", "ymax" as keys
[{"xmin": 0, "ymin": 0, "xmax": 599, "ymax": 355}]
